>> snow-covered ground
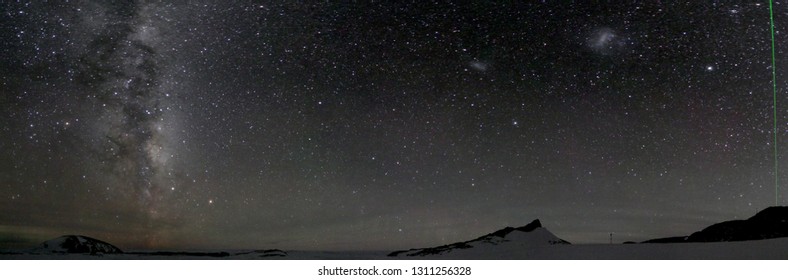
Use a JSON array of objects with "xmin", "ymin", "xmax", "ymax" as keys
[
  {"xmin": 5, "ymin": 211, "xmax": 788, "ymax": 259},
  {"xmin": 389, "ymin": 224, "xmax": 788, "ymax": 259},
  {"xmin": 0, "ymin": 249, "xmax": 387, "ymax": 260},
  {"xmin": 397, "ymin": 237, "xmax": 788, "ymax": 259},
  {"xmin": 3, "ymin": 237, "xmax": 788, "ymax": 259}
]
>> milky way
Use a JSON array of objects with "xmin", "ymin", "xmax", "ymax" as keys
[
  {"xmin": 76, "ymin": 2, "xmax": 169, "ymax": 215},
  {"xmin": 1, "ymin": 2, "xmax": 787, "ymax": 251}
]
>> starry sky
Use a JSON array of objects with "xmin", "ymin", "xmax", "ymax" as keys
[{"xmin": 1, "ymin": 1, "xmax": 787, "ymax": 251}]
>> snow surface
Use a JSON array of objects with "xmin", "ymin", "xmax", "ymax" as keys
[
  {"xmin": 4, "ymin": 214, "xmax": 788, "ymax": 259},
  {"xmin": 395, "ymin": 237, "xmax": 788, "ymax": 260},
  {"xmin": 4, "ymin": 237, "xmax": 788, "ymax": 259}
]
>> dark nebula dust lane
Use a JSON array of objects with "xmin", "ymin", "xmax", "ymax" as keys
[{"xmin": 1, "ymin": 2, "xmax": 787, "ymax": 250}]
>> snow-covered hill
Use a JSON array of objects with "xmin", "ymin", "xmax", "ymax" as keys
[
  {"xmin": 388, "ymin": 219, "xmax": 569, "ymax": 257},
  {"xmin": 31, "ymin": 235, "xmax": 122, "ymax": 254}
]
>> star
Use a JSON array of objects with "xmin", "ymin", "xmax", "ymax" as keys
[{"xmin": 1, "ymin": 1, "xmax": 780, "ymax": 252}]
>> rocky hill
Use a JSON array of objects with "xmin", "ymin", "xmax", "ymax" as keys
[{"xmin": 642, "ymin": 206, "xmax": 788, "ymax": 243}]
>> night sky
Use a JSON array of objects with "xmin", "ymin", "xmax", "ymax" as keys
[{"xmin": 1, "ymin": 1, "xmax": 787, "ymax": 251}]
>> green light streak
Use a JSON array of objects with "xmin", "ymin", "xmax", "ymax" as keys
[{"xmin": 769, "ymin": 0, "xmax": 778, "ymax": 206}]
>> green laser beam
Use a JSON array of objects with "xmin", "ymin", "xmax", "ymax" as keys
[{"xmin": 769, "ymin": 0, "xmax": 778, "ymax": 206}]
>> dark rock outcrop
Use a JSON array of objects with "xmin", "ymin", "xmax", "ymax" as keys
[
  {"xmin": 641, "ymin": 206, "xmax": 788, "ymax": 243},
  {"xmin": 255, "ymin": 249, "xmax": 287, "ymax": 257},
  {"xmin": 130, "ymin": 251, "xmax": 231, "ymax": 258},
  {"xmin": 641, "ymin": 236, "xmax": 689, "ymax": 243},
  {"xmin": 686, "ymin": 206, "xmax": 788, "ymax": 242},
  {"xmin": 481, "ymin": 219, "xmax": 544, "ymax": 240}
]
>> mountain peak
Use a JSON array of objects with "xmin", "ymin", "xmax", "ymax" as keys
[
  {"xmin": 481, "ymin": 219, "xmax": 543, "ymax": 240},
  {"xmin": 517, "ymin": 219, "xmax": 542, "ymax": 232},
  {"xmin": 389, "ymin": 219, "xmax": 568, "ymax": 257}
]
